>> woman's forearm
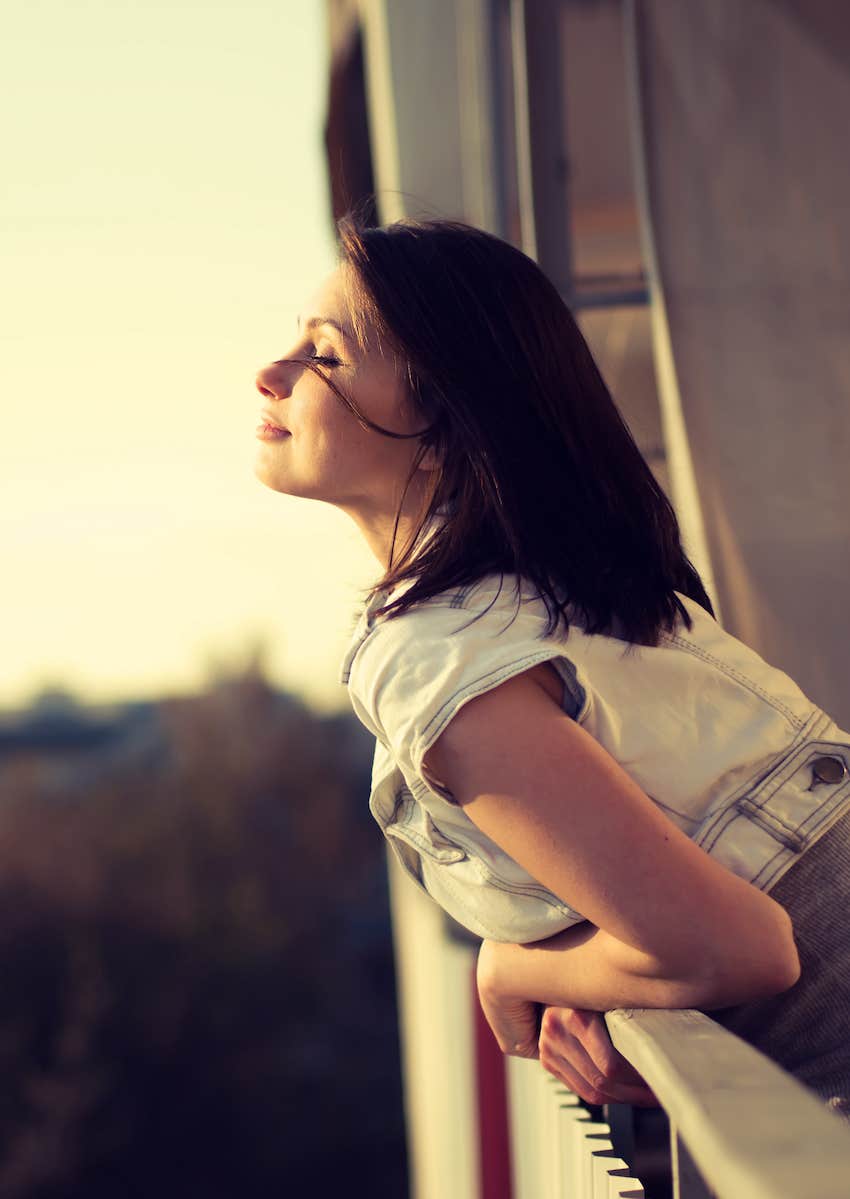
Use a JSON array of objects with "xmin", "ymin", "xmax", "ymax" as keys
[{"xmin": 479, "ymin": 916, "xmax": 800, "ymax": 1014}]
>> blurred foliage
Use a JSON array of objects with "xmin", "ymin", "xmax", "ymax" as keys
[{"xmin": 0, "ymin": 668, "xmax": 407, "ymax": 1198}]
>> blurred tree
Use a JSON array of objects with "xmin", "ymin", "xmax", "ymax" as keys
[{"xmin": 0, "ymin": 667, "xmax": 406, "ymax": 1198}]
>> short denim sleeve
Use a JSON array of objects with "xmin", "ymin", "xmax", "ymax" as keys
[{"xmin": 345, "ymin": 581, "xmax": 588, "ymax": 790}]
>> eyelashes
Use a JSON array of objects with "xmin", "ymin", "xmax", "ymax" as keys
[{"xmin": 293, "ymin": 356, "xmax": 431, "ymax": 440}]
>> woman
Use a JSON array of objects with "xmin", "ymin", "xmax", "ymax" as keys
[{"xmin": 254, "ymin": 216, "xmax": 850, "ymax": 1118}]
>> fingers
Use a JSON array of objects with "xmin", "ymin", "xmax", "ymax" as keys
[
  {"xmin": 538, "ymin": 1006, "xmax": 660, "ymax": 1107},
  {"xmin": 549, "ymin": 1007, "xmax": 648, "ymax": 1089}
]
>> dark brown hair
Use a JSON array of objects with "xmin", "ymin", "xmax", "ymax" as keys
[{"xmin": 315, "ymin": 214, "xmax": 714, "ymax": 646}]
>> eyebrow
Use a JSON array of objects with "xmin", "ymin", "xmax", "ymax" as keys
[{"xmin": 296, "ymin": 314, "xmax": 353, "ymax": 341}]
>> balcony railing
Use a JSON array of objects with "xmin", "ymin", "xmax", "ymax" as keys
[
  {"xmin": 507, "ymin": 1007, "xmax": 850, "ymax": 1199},
  {"xmin": 387, "ymin": 854, "xmax": 850, "ymax": 1199}
]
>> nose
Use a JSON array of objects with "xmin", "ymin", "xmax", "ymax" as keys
[{"xmin": 255, "ymin": 359, "xmax": 295, "ymax": 400}]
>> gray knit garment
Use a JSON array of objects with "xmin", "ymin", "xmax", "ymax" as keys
[{"xmin": 711, "ymin": 807, "xmax": 850, "ymax": 1122}]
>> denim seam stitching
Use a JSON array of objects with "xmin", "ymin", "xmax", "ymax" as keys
[
  {"xmin": 414, "ymin": 815, "xmax": 581, "ymax": 916},
  {"xmin": 701, "ymin": 780, "xmax": 850, "ymax": 865},
  {"xmin": 418, "ymin": 861, "xmax": 510, "ymax": 941},
  {"xmin": 752, "ymin": 798, "xmax": 850, "ymax": 887},
  {"xmin": 693, "ymin": 715, "xmax": 820, "ymax": 845},
  {"xmin": 740, "ymin": 732, "xmax": 849, "ymax": 811},
  {"xmin": 666, "ymin": 634, "xmax": 805, "ymax": 728},
  {"xmin": 417, "ymin": 651, "xmax": 572, "ymax": 748},
  {"xmin": 700, "ymin": 753, "xmax": 850, "ymax": 851},
  {"xmin": 476, "ymin": 871, "xmax": 580, "ymax": 914},
  {"xmin": 385, "ymin": 814, "xmax": 467, "ymax": 864},
  {"xmin": 458, "ymin": 849, "xmax": 579, "ymax": 914}
]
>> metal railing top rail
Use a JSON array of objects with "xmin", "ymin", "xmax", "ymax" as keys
[{"xmin": 606, "ymin": 1008, "xmax": 850, "ymax": 1199}]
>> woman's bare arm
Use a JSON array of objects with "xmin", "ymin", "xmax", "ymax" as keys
[{"xmin": 423, "ymin": 663, "xmax": 800, "ymax": 1012}]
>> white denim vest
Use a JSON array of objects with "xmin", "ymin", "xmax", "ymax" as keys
[{"xmin": 340, "ymin": 574, "xmax": 850, "ymax": 943}]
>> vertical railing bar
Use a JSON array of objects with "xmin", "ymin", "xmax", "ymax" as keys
[
  {"xmin": 508, "ymin": 0, "xmax": 537, "ymax": 260},
  {"xmin": 582, "ymin": 1134, "xmax": 614, "ymax": 1196},
  {"xmin": 556, "ymin": 1098, "xmax": 584, "ymax": 1199},
  {"xmin": 589, "ymin": 1149, "xmax": 626, "ymax": 1199},
  {"xmin": 605, "ymin": 1167, "xmax": 645, "ymax": 1199},
  {"xmin": 486, "ymin": 0, "xmax": 509, "ymax": 239}
]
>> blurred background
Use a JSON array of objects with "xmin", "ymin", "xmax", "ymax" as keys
[
  {"xmin": 2, "ymin": 3, "xmax": 404, "ymax": 1196},
  {"xmin": 3, "ymin": 1, "xmax": 850, "ymax": 1197},
  {"xmin": 3, "ymin": 1, "xmax": 376, "ymax": 714}
]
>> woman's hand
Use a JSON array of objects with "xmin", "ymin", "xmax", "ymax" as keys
[
  {"xmin": 476, "ymin": 938, "xmax": 541, "ymax": 1056},
  {"xmin": 477, "ymin": 939, "xmax": 659, "ymax": 1107},
  {"xmin": 537, "ymin": 1006, "xmax": 659, "ymax": 1107},
  {"xmin": 477, "ymin": 979, "xmax": 542, "ymax": 1060}
]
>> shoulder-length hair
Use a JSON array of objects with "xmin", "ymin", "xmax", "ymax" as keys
[{"xmin": 318, "ymin": 214, "xmax": 713, "ymax": 646}]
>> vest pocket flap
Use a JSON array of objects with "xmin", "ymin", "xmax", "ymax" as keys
[
  {"xmin": 739, "ymin": 740, "xmax": 849, "ymax": 805},
  {"xmin": 385, "ymin": 788, "xmax": 468, "ymax": 863},
  {"xmin": 732, "ymin": 739, "xmax": 850, "ymax": 850}
]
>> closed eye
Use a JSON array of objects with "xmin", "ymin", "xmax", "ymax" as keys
[{"xmin": 309, "ymin": 353, "xmax": 341, "ymax": 367}]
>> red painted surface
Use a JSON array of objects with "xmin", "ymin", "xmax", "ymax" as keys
[{"xmin": 471, "ymin": 960, "xmax": 514, "ymax": 1199}]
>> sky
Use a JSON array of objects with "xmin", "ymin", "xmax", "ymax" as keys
[{"xmin": 2, "ymin": 0, "xmax": 380, "ymax": 714}]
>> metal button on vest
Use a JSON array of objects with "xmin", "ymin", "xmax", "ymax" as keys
[{"xmin": 811, "ymin": 755, "xmax": 847, "ymax": 786}]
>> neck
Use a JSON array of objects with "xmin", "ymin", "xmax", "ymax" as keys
[
  {"xmin": 347, "ymin": 508, "xmax": 421, "ymax": 570},
  {"xmin": 341, "ymin": 473, "xmax": 436, "ymax": 570}
]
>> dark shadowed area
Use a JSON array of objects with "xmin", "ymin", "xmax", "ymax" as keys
[{"xmin": 0, "ymin": 668, "xmax": 407, "ymax": 1198}]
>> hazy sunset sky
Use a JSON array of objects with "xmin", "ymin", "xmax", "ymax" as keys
[{"xmin": 3, "ymin": 0, "xmax": 379, "ymax": 713}]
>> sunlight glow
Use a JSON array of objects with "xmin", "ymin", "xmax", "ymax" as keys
[{"xmin": 2, "ymin": 0, "xmax": 378, "ymax": 712}]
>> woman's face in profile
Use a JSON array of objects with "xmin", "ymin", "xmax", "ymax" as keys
[{"xmin": 253, "ymin": 265, "xmax": 426, "ymax": 520}]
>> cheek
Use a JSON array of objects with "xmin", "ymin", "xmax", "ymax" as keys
[
  {"xmin": 293, "ymin": 378, "xmax": 415, "ymax": 485},
  {"xmin": 303, "ymin": 407, "xmax": 358, "ymax": 466}
]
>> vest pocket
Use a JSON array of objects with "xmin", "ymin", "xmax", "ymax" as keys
[
  {"xmin": 733, "ymin": 797, "xmax": 808, "ymax": 851},
  {"xmin": 731, "ymin": 739, "xmax": 850, "ymax": 851},
  {"xmin": 382, "ymin": 786, "xmax": 586, "ymax": 938},
  {"xmin": 384, "ymin": 787, "xmax": 468, "ymax": 864},
  {"xmin": 468, "ymin": 858, "xmax": 582, "ymax": 915},
  {"xmin": 417, "ymin": 815, "xmax": 582, "ymax": 917}
]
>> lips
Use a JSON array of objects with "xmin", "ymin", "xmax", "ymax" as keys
[
  {"xmin": 255, "ymin": 414, "xmax": 291, "ymax": 443},
  {"xmin": 259, "ymin": 411, "xmax": 288, "ymax": 432}
]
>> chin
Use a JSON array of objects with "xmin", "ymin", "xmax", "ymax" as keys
[
  {"xmin": 252, "ymin": 462, "xmax": 326, "ymax": 502},
  {"xmin": 252, "ymin": 461, "xmax": 290, "ymax": 494}
]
